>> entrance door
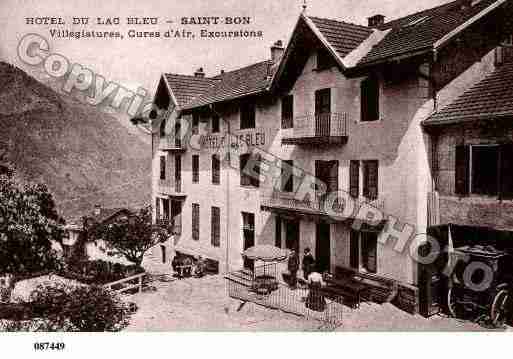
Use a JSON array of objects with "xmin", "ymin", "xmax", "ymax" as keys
[
  {"xmin": 170, "ymin": 200, "xmax": 182, "ymax": 235},
  {"xmin": 316, "ymin": 222, "xmax": 331, "ymax": 273},
  {"xmin": 315, "ymin": 88, "xmax": 331, "ymax": 136},
  {"xmin": 242, "ymin": 212, "xmax": 255, "ymax": 271},
  {"xmin": 285, "ymin": 220, "xmax": 300, "ymax": 254}
]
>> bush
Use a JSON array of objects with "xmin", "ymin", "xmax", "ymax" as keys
[{"xmin": 29, "ymin": 283, "xmax": 131, "ymax": 331}]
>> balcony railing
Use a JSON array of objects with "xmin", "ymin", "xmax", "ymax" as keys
[
  {"xmin": 158, "ymin": 179, "xmax": 185, "ymax": 197},
  {"xmin": 158, "ymin": 136, "xmax": 186, "ymax": 152},
  {"xmin": 260, "ymin": 191, "xmax": 384, "ymax": 221},
  {"xmin": 282, "ymin": 112, "xmax": 349, "ymax": 145}
]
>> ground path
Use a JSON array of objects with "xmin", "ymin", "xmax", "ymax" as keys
[{"xmin": 124, "ymin": 274, "xmax": 493, "ymax": 331}]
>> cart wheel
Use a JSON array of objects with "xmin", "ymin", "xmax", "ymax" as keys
[
  {"xmin": 490, "ymin": 289, "xmax": 510, "ymax": 326},
  {"xmin": 447, "ymin": 286, "xmax": 458, "ymax": 318}
]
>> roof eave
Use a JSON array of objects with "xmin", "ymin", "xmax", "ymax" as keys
[
  {"xmin": 270, "ymin": 13, "xmax": 348, "ymax": 92},
  {"xmin": 433, "ymin": 0, "xmax": 507, "ymax": 51},
  {"xmin": 422, "ymin": 112, "xmax": 513, "ymax": 127}
]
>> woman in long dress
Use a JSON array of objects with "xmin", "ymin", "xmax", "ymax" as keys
[{"xmin": 305, "ymin": 270, "xmax": 326, "ymax": 312}]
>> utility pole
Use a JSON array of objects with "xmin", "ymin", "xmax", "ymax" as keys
[{"xmin": 210, "ymin": 104, "xmax": 231, "ymax": 274}]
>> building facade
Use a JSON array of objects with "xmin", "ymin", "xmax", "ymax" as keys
[{"xmin": 145, "ymin": 0, "xmax": 513, "ymax": 313}]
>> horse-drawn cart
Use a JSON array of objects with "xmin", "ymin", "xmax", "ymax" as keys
[{"xmin": 447, "ymin": 245, "xmax": 513, "ymax": 326}]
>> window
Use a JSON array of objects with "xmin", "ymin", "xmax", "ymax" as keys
[
  {"xmin": 160, "ymin": 118, "xmax": 166, "ymax": 137},
  {"xmin": 192, "ymin": 155, "xmax": 199, "ymax": 183},
  {"xmin": 349, "ymin": 160, "xmax": 360, "ymax": 199},
  {"xmin": 316, "ymin": 47, "xmax": 334, "ymax": 71},
  {"xmin": 212, "ymin": 154, "xmax": 220, "ymax": 184},
  {"xmin": 159, "ymin": 156, "xmax": 166, "ymax": 180},
  {"xmin": 455, "ymin": 144, "xmax": 513, "ymax": 198},
  {"xmin": 192, "ymin": 203, "xmax": 199, "ymax": 241},
  {"xmin": 281, "ymin": 95, "xmax": 293, "ymax": 129},
  {"xmin": 212, "ymin": 114, "xmax": 220, "ymax": 133},
  {"xmin": 362, "ymin": 160, "xmax": 379, "ymax": 200},
  {"xmin": 361, "ymin": 232, "xmax": 377, "ymax": 273},
  {"xmin": 315, "ymin": 88, "xmax": 331, "ymax": 115},
  {"xmin": 240, "ymin": 153, "xmax": 260, "ymax": 187},
  {"xmin": 211, "ymin": 206, "xmax": 220, "ymax": 247},
  {"xmin": 192, "ymin": 113, "xmax": 200, "ymax": 135},
  {"xmin": 240, "ymin": 101, "xmax": 256, "ymax": 129},
  {"xmin": 361, "ymin": 75, "xmax": 380, "ymax": 122},
  {"xmin": 281, "ymin": 160, "xmax": 294, "ymax": 193},
  {"xmin": 162, "ymin": 198, "xmax": 170, "ymax": 221}
]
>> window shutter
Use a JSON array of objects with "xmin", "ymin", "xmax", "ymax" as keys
[
  {"xmin": 192, "ymin": 155, "xmax": 199, "ymax": 183},
  {"xmin": 500, "ymin": 144, "xmax": 513, "ymax": 199},
  {"xmin": 363, "ymin": 160, "xmax": 378, "ymax": 200},
  {"xmin": 155, "ymin": 198, "xmax": 160, "ymax": 220},
  {"xmin": 211, "ymin": 207, "xmax": 221, "ymax": 247},
  {"xmin": 455, "ymin": 145, "xmax": 470, "ymax": 195},
  {"xmin": 350, "ymin": 229, "xmax": 359, "ymax": 269},
  {"xmin": 160, "ymin": 156, "xmax": 166, "ymax": 180},
  {"xmin": 212, "ymin": 154, "xmax": 220, "ymax": 184},
  {"xmin": 192, "ymin": 204, "xmax": 199, "ymax": 241},
  {"xmin": 328, "ymin": 161, "xmax": 339, "ymax": 193},
  {"xmin": 350, "ymin": 160, "xmax": 360, "ymax": 198}
]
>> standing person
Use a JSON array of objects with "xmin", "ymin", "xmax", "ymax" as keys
[
  {"xmin": 302, "ymin": 248, "xmax": 315, "ymax": 280},
  {"xmin": 305, "ymin": 268, "xmax": 326, "ymax": 312},
  {"xmin": 287, "ymin": 249, "xmax": 299, "ymax": 289}
]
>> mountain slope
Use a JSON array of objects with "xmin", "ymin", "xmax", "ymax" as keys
[{"xmin": 0, "ymin": 61, "xmax": 151, "ymax": 220}]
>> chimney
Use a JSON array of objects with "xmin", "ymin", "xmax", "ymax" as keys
[
  {"xmin": 194, "ymin": 67, "xmax": 205, "ymax": 78},
  {"xmin": 220, "ymin": 69, "xmax": 225, "ymax": 75},
  {"xmin": 93, "ymin": 204, "xmax": 101, "ymax": 216},
  {"xmin": 368, "ymin": 14, "xmax": 385, "ymax": 28},
  {"xmin": 271, "ymin": 40, "xmax": 284, "ymax": 63}
]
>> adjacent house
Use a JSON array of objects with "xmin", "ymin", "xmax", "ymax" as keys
[
  {"xmin": 63, "ymin": 205, "xmax": 133, "ymax": 265},
  {"xmin": 147, "ymin": 0, "xmax": 513, "ymax": 314}
]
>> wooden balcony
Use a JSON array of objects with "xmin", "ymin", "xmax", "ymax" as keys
[
  {"xmin": 282, "ymin": 113, "xmax": 349, "ymax": 146},
  {"xmin": 260, "ymin": 191, "xmax": 385, "ymax": 223},
  {"xmin": 158, "ymin": 136, "xmax": 186, "ymax": 152}
]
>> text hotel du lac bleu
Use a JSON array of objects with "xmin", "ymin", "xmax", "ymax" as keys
[{"xmin": 24, "ymin": 16, "xmax": 264, "ymax": 39}]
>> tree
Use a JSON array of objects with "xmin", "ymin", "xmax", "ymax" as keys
[
  {"xmin": 0, "ymin": 167, "xmax": 64, "ymax": 277},
  {"xmin": 91, "ymin": 205, "xmax": 169, "ymax": 266},
  {"xmin": 28, "ymin": 283, "xmax": 131, "ymax": 331}
]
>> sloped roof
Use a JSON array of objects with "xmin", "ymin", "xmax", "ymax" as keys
[
  {"xmin": 358, "ymin": 0, "xmax": 501, "ymax": 66},
  {"xmin": 424, "ymin": 60, "xmax": 513, "ymax": 125},
  {"xmin": 308, "ymin": 16, "xmax": 374, "ymax": 58},
  {"xmin": 164, "ymin": 74, "xmax": 218, "ymax": 108},
  {"xmin": 182, "ymin": 60, "xmax": 274, "ymax": 110}
]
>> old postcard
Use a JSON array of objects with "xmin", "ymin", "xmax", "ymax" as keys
[{"xmin": 1, "ymin": 0, "xmax": 513, "ymax": 348}]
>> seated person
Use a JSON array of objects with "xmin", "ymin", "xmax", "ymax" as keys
[{"xmin": 194, "ymin": 255, "xmax": 206, "ymax": 278}]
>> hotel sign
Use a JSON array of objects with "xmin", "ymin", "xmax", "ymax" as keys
[{"xmin": 199, "ymin": 129, "xmax": 272, "ymax": 152}]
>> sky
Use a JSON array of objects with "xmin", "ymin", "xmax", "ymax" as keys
[{"xmin": 0, "ymin": 0, "xmax": 450, "ymax": 101}]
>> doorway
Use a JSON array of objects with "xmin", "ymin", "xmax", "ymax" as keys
[
  {"xmin": 242, "ymin": 212, "xmax": 255, "ymax": 271},
  {"xmin": 316, "ymin": 222, "xmax": 331, "ymax": 273},
  {"xmin": 284, "ymin": 219, "xmax": 300, "ymax": 254}
]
